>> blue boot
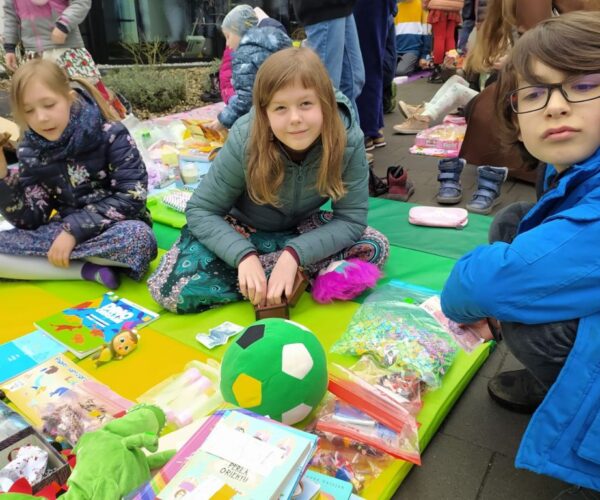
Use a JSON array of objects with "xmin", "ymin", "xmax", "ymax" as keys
[
  {"xmin": 467, "ymin": 166, "xmax": 509, "ymax": 215},
  {"xmin": 436, "ymin": 158, "xmax": 465, "ymax": 204}
]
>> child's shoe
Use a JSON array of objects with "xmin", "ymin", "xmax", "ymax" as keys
[
  {"xmin": 428, "ymin": 64, "xmax": 444, "ymax": 84},
  {"xmin": 81, "ymin": 262, "xmax": 120, "ymax": 289},
  {"xmin": 368, "ymin": 166, "xmax": 388, "ymax": 197},
  {"xmin": 373, "ymin": 130, "xmax": 386, "ymax": 148},
  {"xmin": 383, "ymin": 165, "xmax": 414, "ymax": 201},
  {"xmin": 393, "ymin": 114, "xmax": 430, "ymax": 134},
  {"xmin": 437, "ymin": 158, "xmax": 466, "ymax": 204},
  {"xmin": 397, "ymin": 101, "xmax": 423, "ymax": 119},
  {"xmin": 466, "ymin": 165, "xmax": 509, "ymax": 215}
]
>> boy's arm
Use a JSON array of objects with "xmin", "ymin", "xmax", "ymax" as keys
[{"xmin": 441, "ymin": 211, "xmax": 600, "ymax": 324}]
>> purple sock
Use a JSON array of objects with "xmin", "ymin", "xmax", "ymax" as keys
[{"xmin": 81, "ymin": 263, "xmax": 120, "ymax": 290}]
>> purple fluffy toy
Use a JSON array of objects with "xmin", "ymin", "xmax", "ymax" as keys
[{"xmin": 311, "ymin": 259, "xmax": 382, "ymax": 304}]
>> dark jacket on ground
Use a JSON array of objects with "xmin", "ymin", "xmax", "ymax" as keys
[
  {"xmin": 292, "ymin": 0, "xmax": 356, "ymax": 25},
  {"xmin": 0, "ymin": 90, "xmax": 151, "ymax": 244}
]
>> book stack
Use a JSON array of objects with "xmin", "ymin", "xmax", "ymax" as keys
[{"xmin": 130, "ymin": 409, "xmax": 318, "ymax": 500}]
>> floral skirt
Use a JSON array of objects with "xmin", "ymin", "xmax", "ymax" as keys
[
  {"xmin": 26, "ymin": 48, "xmax": 102, "ymax": 82},
  {"xmin": 0, "ymin": 220, "xmax": 157, "ymax": 281},
  {"xmin": 148, "ymin": 211, "xmax": 390, "ymax": 314}
]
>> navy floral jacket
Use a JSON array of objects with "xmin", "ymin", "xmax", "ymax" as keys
[{"xmin": 0, "ymin": 89, "xmax": 151, "ymax": 244}]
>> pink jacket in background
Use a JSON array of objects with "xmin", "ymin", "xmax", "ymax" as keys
[{"xmin": 219, "ymin": 47, "xmax": 234, "ymax": 105}]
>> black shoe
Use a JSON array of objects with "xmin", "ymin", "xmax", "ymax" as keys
[
  {"xmin": 368, "ymin": 167, "xmax": 388, "ymax": 197},
  {"xmin": 487, "ymin": 369, "xmax": 547, "ymax": 414},
  {"xmin": 428, "ymin": 65, "xmax": 444, "ymax": 84}
]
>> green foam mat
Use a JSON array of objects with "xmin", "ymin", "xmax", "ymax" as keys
[
  {"xmin": 366, "ymin": 198, "xmax": 492, "ymax": 260},
  {"xmin": 150, "ymin": 197, "xmax": 491, "ymax": 259}
]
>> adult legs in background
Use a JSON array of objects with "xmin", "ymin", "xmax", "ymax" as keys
[
  {"xmin": 354, "ymin": 0, "xmax": 394, "ymax": 139},
  {"xmin": 457, "ymin": 0, "xmax": 475, "ymax": 52},
  {"xmin": 382, "ymin": 13, "xmax": 397, "ymax": 114},
  {"xmin": 487, "ymin": 202, "xmax": 578, "ymax": 411},
  {"xmin": 305, "ymin": 16, "xmax": 365, "ymax": 118}
]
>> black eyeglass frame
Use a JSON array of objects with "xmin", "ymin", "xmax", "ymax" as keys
[{"xmin": 508, "ymin": 78, "xmax": 600, "ymax": 114}]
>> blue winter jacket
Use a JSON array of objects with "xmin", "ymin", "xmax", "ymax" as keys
[
  {"xmin": 441, "ymin": 148, "xmax": 600, "ymax": 490},
  {"xmin": 217, "ymin": 26, "xmax": 292, "ymax": 129},
  {"xmin": 0, "ymin": 89, "xmax": 151, "ymax": 244}
]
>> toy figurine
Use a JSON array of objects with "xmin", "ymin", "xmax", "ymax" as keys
[{"xmin": 92, "ymin": 329, "xmax": 139, "ymax": 367}]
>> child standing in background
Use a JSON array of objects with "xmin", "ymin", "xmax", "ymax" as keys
[
  {"xmin": 149, "ymin": 47, "xmax": 389, "ymax": 314},
  {"xmin": 423, "ymin": 0, "xmax": 464, "ymax": 82},
  {"xmin": 441, "ymin": 12, "xmax": 600, "ymax": 489},
  {"xmin": 0, "ymin": 59, "xmax": 156, "ymax": 288},
  {"xmin": 3, "ymin": 0, "xmax": 126, "ymax": 117}
]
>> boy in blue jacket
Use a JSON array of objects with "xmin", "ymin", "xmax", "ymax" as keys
[{"xmin": 441, "ymin": 12, "xmax": 600, "ymax": 490}]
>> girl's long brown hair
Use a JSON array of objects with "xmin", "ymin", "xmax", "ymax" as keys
[
  {"xmin": 464, "ymin": 0, "xmax": 515, "ymax": 76},
  {"xmin": 10, "ymin": 58, "xmax": 118, "ymax": 130},
  {"xmin": 496, "ymin": 11, "xmax": 600, "ymax": 157},
  {"xmin": 247, "ymin": 47, "xmax": 346, "ymax": 206}
]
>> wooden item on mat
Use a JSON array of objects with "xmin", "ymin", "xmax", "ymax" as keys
[
  {"xmin": 254, "ymin": 269, "xmax": 308, "ymax": 320},
  {"xmin": 0, "ymin": 117, "xmax": 20, "ymax": 149}
]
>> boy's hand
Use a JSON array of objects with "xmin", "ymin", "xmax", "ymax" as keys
[
  {"xmin": 266, "ymin": 251, "xmax": 298, "ymax": 306},
  {"xmin": 4, "ymin": 53, "xmax": 17, "ymax": 72},
  {"xmin": 48, "ymin": 230, "xmax": 76, "ymax": 268},
  {"xmin": 238, "ymin": 254, "xmax": 267, "ymax": 306},
  {"xmin": 51, "ymin": 27, "xmax": 68, "ymax": 45}
]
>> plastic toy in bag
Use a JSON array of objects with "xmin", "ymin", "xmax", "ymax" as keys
[
  {"xmin": 137, "ymin": 359, "xmax": 223, "ymax": 428},
  {"xmin": 314, "ymin": 397, "xmax": 421, "ymax": 464},
  {"xmin": 309, "ymin": 431, "xmax": 394, "ymax": 492},
  {"xmin": 348, "ymin": 355, "xmax": 422, "ymax": 415},
  {"xmin": 331, "ymin": 281, "xmax": 459, "ymax": 388}
]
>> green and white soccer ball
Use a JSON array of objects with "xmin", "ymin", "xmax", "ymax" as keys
[{"xmin": 220, "ymin": 318, "xmax": 328, "ymax": 425}]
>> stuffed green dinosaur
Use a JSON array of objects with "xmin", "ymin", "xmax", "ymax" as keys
[
  {"xmin": 62, "ymin": 403, "xmax": 175, "ymax": 500},
  {"xmin": 1, "ymin": 404, "xmax": 174, "ymax": 500}
]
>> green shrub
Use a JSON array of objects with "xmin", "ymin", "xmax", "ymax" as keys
[{"xmin": 103, "ymin": 67, "xmax": 186, "ymax": 113}]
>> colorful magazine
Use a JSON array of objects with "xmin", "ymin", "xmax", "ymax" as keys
[
  {"xmin": 0, "ymin": 354, "xmax": 132, "ymax": 433},
  {"xmin": 0, "ymin": 330, "xmax": 65, "ymax": 383},
  {"xmin": 34, "ymin": 292, "xmax": 159, "ymax": 358}
]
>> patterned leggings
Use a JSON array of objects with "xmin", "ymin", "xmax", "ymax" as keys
[{"xmin": 148, "ymin": 211, "xmax": 390, "ymax": 314}]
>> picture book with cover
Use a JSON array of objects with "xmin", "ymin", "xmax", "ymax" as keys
[
  {"xmin": 0, "ymin": 330, "xmax": 65, "ymax": 383},
  {"xmin": 0, "ymin": 354, "xmax": 132, "ymax": 432},
  {"xmin": 34, "ymin": 292, "xmax": 159, "ymax": 358},
  {"xmin": 156, "ymin": 409, "xmax": 318, "ymax": 500}
]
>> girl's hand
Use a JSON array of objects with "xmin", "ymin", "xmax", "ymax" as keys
[
  {"xmin": 266, "ymin": 251, "xmax": 298, "ymax": 306},
  {"xmin": 4, "ymin": 53, "xmax": 17, "ymax": 72},
  {"xmin": 238, "ymin": 254, "xmax": 267, "ymax": 306},
  {"xmin": 205, "ymin": 119, "xmax": 226, "ymax": 132},
  {"xmin": 48, "ymin": 230, "xmax": 76, "ymax": 268},
  {"xmin": 51, "ymin": 27, "xmax": 68, "ymax": 45}
]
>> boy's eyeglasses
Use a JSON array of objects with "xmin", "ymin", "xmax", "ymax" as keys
[{"xmin": 508, "ymin": 73, "xmax": 600, "ymax": 114}]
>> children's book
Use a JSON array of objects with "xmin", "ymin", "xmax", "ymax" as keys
[
  {"xmin": 0, "ymin": 354, "xmax": 132, "ymax": 432},
  {"xmin": 34, "ymin": 292, "xmax": 159, "ymax": 359},
  {"xmin": 143, "ymin": 409, "xmax": 317, "ymax": 500},
  {"xmin": 0, "ymin": 330, "xmax": 65, "ymax": 383},
  {"xmin": 302, "ymin": 470, "xmax": 353, "ymax": 500}
]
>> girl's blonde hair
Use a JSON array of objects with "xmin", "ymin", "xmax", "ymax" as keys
[
  {"xmin": 247, "ymin": 47, "xmax": 346, "ymax": 206},
  {"xmin": 496, "ymin": 11, "xmax": 600, "ymax": 161},
  {"xmin": 10, "ymin": 58, "xmax": 118, "ymax": 129},
  {"xmin": 464, "ymin": 0, "xmax": 515, "ymax": 76}
]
